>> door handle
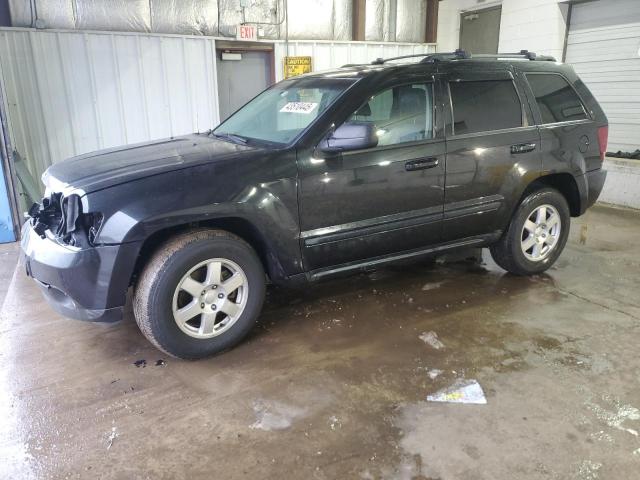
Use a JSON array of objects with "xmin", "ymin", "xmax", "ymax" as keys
[
  {"xmin": 510, "ymin": 143, "xmax": 536, "ymax": 154},
  {"xmin": 405, "ymin": 157, "xmax": 439, "ymax": 171}
]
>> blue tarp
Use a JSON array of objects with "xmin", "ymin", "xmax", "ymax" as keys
[{"xmin": 0, "ymin": 160, "xmax": 16, "ymax": 243}]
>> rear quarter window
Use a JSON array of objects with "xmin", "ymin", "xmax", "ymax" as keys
[
  {"xmin": 449, "ymin": 80, "xmax": 522, "ymax": 135},
  {"xmin": 525, "ymin": 73, "xmax": 588, "ymax": 124}
]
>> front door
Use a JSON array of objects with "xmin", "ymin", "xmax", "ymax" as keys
[{"xmin": 297, "ymin": 80, "xmax": 446, "ymax": 272}]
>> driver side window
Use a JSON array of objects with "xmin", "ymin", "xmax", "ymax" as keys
[{"xmin": 348, "ymin": 83, "xmax": 434, "ymax": 146}]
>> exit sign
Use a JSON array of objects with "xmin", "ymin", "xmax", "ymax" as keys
[{"xmin": 237, "ymin": 25, "xmax": 257, "ymax": 41}]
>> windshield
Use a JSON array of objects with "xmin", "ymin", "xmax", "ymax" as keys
[{"xmin": 213, "ymin": 77, "xmax": 356, "ymax": 146}]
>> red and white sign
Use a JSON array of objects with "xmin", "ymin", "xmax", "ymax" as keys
[{"xmin": 237, "ymin": 25, "xmax": 258, "ymax": 41}]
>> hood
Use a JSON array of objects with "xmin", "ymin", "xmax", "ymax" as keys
[{"xmin": 44, "ymin": 134, "xmax": 259, "ymax": 194}]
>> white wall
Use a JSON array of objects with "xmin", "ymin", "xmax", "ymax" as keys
[
  {"xmin": 498, "ymin": 0, "xmax": 568, "ymax": 60},
  {"xmin": 436, "ymin": 0, "xmax": 567, "ymax": 59},
  {"xmin": 0, "ymin": 28, "xmax": 220, "ymax": 183},
  {"xmin": 600, "ymin": 158, "xmax": 640, "ymax": 210},
  {"xmin": 273, "ymin": 40, "xmax": 435, "ymax": 82}
]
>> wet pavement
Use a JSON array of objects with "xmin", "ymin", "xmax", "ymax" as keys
[
  {"xmin": 1, "ymin": 205, "xmax": 639, "ymax": 479},
  {"xmin": 0, "ymin": 241, "xmax": 19, "ymax": 306}
]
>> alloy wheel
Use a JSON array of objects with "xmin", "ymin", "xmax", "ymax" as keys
[
  {"xmin": 520, "ymin": 204, "xmax": 562, "ymax": 262},
  {"xmin": 172, "ymin": 258, "xmax": 249, "ymax": 339}
]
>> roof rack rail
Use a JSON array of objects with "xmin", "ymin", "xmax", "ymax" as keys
[
  {"xmin": 362, "ymin": 49, "xmax": 555, "ymax": 67},
  {"xmin": 370, "ymin": 49, "xmax": 470, "ymax": 65},
  {"xmin": 470, "ymin": 50, "xmax": 557, "ymax": 62}
]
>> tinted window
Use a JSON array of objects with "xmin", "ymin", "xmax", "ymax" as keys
[
  {"xmin": 526, "ymin": 74, "xmax": 587, "ymax": 124},
  {"xmin": 449, "ymin": 80, "xmax": 522, "ymax": 135},
  {"xmin": 348, "ymin": 83, "xmax": 434, "ymax": 146}
]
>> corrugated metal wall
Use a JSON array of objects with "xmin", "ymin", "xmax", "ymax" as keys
[
  {"xmin": 274, "ymin": 40, "xmax": 435, "ymax": 81},
  {"xmin": 0, "ymin": 27, "xmax": 435, "ymax": 191},
  {"xmin": 565, "ymin": 0, "xmax": 640, "ymax": 153},
  {"xmin": 0, "ymin": 28, "xmax": 220, "ymax": 184}
]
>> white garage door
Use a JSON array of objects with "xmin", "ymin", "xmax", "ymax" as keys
[{"xmin": 565, "ymin": 0, "xmax": 640, "ymax": 153}]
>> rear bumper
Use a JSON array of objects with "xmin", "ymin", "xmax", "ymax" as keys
[
  {"xmin": 585, "ymin": 168, "xmax": 607, "ymax": 210},
  {"xmin": 21, "ymin": 221, "xmax": 140, "ymax": 323}
]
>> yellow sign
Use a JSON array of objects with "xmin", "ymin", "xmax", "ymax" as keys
[{"xmin": 283, "ymin": 56, "xmax": 312, "ymax": 79}]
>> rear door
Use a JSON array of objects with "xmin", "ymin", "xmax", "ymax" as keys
[
  {"xmin": 442, "ymin": 66, "xmax": 540, "ymax": 241},
  {"xmin": 522, "ymin": 71, "xmax": 601, "ymax": 174},
  {"xmin": 297, "ymin": 77, "xmax": 446, "ymax": 272}
]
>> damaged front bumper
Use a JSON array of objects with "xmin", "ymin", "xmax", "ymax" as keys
[{"xmin": 21, "ymin": 221, "xmax": 140, "ymax": 323}]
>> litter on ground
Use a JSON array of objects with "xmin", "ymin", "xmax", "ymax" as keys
[
  {"xmin": 422, "ymin": 281, "xmax": 445, "ymax": 291},
  {"xmin": 328, "ymin": 415, "xmax": 341, "ymax": 430},
  {"xmin": 427, "ymin": 379, "xmax": 487, "ymax": 404},
  {"xmin": 427, "ymin": 369, "xmax": 443, "ymax": 380},
  {"xmin": 106, "ymin": 426, "xmax": 118, "ymax": 449},
  {"xmin": 419, "ymin": 331, "xmax": 445, "ymax": 349}
]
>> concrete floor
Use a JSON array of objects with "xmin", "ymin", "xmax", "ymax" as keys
[
  {"xmin": 0, "ymin": 241, "xmax": 19, "ymax": 306},
  {"xmin": 1, "ymin": 205, "xmax": 639, "ymax": 480}
]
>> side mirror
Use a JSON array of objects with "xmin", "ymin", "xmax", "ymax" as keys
[{"xmin": 317, "ymin": 122, "xmax": 378, "ymax": 154}]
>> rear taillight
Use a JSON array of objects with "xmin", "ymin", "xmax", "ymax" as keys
[{"xmin": 597, "ymin": 126, "xmax": 608, "ymax": 162}]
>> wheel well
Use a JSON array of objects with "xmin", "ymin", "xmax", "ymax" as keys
[
  {"xmin": 129, "ymin": 218, "xmax": 275, "ymax": 287},
  {"xmin": 524, "ymin": 173, "xmax": 581, "ymax": 216}
]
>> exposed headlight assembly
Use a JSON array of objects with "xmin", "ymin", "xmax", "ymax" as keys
[
  {"xmin": 29, "ymin": 192, "xmax": 103, "ymax": 248},
  {"xmin": 60, "ymin": 194, "xmax": 103, "ymax": 247}
]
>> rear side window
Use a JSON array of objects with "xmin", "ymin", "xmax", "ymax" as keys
[
  {"xmin": 449, "ymin": 80, "xmax": 522, "ymax": 135},
  {"xmin": 526, "ymin": 74, "xmax": 588, "ymax": 124}
]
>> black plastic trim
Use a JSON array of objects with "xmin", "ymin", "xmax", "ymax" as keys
[
  {"xmin": 307, "ymin": 231, "xmax": 502, "ymax": 281},
  {"xmin": 301, "ymin": 206, "xmax": 443, "ymax": 247}
]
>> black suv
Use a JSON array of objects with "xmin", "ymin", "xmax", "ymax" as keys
[{"xmin": 22, "ymin": 50, "xmax": 608, "ymax": 359}]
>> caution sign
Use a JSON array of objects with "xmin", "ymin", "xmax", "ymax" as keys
[{"xmin": 283, "ymin": 56, "xmax": 312, "ymax": 79}]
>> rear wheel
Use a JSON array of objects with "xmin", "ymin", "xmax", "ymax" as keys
[
  {"xmin": 133, "ymin": 229, "xmax": 266, "ymax": 359},
  {"xmin": 490, "ymin": 188, "xmax": 570, "ymax": 275}
]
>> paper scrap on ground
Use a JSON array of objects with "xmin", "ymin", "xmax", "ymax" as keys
[
  {"xmin": 427, "ymin": 369, "xmax": 443, "ymax": 380},
  {"xmin": 427, "ymin": 379, "xmax": 487, "ymax": 404},
  {"xmin": 279, "ymin": 102, "xmax": 318, "ymax": 114},
  {"xmin": 106, "ymin": 426, "xmax": 118, "ymax": 449},
  {"xmin": 419, "ymin": 331, "xmax": 444, "ymax": 349},
  {"xmin": 422, "ymin": 281, "xmax": 445, "ymax": 291}
]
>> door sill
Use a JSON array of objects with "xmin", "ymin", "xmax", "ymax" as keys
[{"xmin": 306, "ymin": 231, "xmax": 502, "ymax": 281}]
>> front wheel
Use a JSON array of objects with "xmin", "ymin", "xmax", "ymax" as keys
[
  {"xmin": 490, "ymin": 188, "xmax": 570, "ymax": 275},
  {"xmin": 133, "ymin": 229, "xmax": 266, "ymax": 359}
]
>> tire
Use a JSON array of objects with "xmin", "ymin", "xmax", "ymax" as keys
[
  {"xmin": 490, "ymin": 187, "xmax": 570, "ymax": 276},
  {"xmin": 133, "ymin": 229, "xmax": 266, "ymax": 359}
]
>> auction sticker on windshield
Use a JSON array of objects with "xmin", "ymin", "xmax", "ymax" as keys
[{"xmin": 280, "ymin": 102, "xmax": 318, "ymax": 114}]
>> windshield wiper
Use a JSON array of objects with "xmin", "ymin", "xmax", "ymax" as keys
[{"xmin": 211, "ymin": 132, "xmax": 248, "ymax": 145}]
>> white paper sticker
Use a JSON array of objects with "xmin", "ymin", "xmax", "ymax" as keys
[{"xmin": 279, "ymin": 102, "xmax": 318, "ymax": 114}]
